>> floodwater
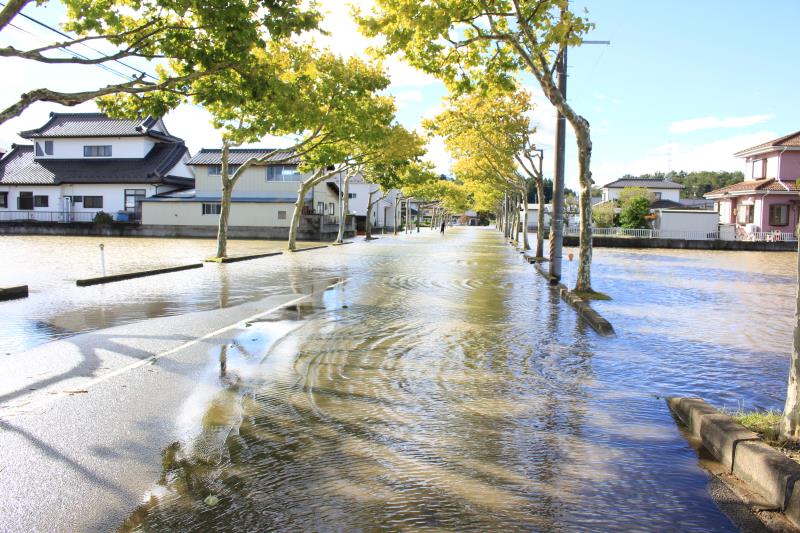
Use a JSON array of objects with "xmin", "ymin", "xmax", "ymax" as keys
[
  {"xmin": 4, "ymin": 229, "xmax": 796, "ymax": 530},
  {"xmin": 0, "ymin": 236, "xmax": 324, "ymax": 354}
]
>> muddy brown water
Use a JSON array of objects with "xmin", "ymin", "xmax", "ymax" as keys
[{"xmin": 1, "ymin": 229, "xmax": 795, "ymax": 530}]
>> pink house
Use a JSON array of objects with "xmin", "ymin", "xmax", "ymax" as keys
[{"xmin": 705, "ymin": 131, "xmax": 800, "ymax": 235}]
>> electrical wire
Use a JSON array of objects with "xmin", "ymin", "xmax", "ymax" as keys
[{"xmin": 0, "ymin": 1, "xmax": 158, "ymax": 81}]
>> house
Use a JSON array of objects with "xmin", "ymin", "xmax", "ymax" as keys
[
  {"xmin": 705, "ymin": 131, "xmax": 800, "ymax": 235},
  {"xmin": 141, "ymin": 148, "xmax": 344, "ymax": 240},
  {"xmin": 0, "ymin": 113, "xmax": 193, "ymax": 222},
  {"xmin": 523, "ymin": 203, "xmax": 552, "ymax": 229},
  {"xmin": 600, "ymin": 177, "xmax": 684, "ymax": 202},
  {"xmin": 343, "ymin": 172, "xmax": 400, "ymax": 232}
]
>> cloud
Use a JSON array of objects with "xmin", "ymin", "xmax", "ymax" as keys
[
  {"xmin": 393, "ymin": 89, "xmax": 423, "ymax": 109},
  {"xmin": 669, "ymin": 114, "xmax": 773, "ymax": 134},
  {"xmin": 592, "ymin": 130, "xmax": 777, "ymax": 185},
  {"xmin": 424, "ymin": 136, "xmax": 451, "ymax": 176}
]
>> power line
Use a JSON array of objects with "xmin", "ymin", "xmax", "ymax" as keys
[{"xmin": 0, "ymin": 1, "xmax": 158, "ymax": 81}]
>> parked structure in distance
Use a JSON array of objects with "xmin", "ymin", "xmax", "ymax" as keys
[
  {"xmin": 345, "ymin": 172, "xmax": 400, "ymax": 233},
  {"xmin": 0, "ymin": 113, "xmax": 193, "ymax": 222},
  {"xmin": 705, "ymin": 131, "xmax": 800, "ymax": 239}
]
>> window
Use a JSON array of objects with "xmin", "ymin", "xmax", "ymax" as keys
[
  {"xmin": 769, "ymin": 204, "xmax": 789, "ymax": 226},
  {"xmin": 207, "ymin": 165, "xmax": 238, "ymax": 176},
  {"xmin": 202, "ymin": 202, "xmax": 221, "ymax": 215},
  {"xmin": 71, "ymin": 196, "xmax": 83, "ymax": 203},
  {"xmin": 84, "ymin": 196, "xmax": 103, "ymax": 208},
  {"xmin": 35, "ymin": 142, "xmax": 43, "ymax": 156},
  {"xmin": 348, "ymin": 193, "xmax": 356, "ymax": 199},
  {"xmin": 737, "ymin": 204, "xmax": 754, "ymax": 225},
  {"xmin": 124, "ymin": 189, "xmax": 146, "ymax": 210},
  {"xmin": 84, "ymin": 145, "xmax": 112, "ymax": 157},
  {"xmin": 266, "ymin": 165, "xmax": 301, "ymax": 182},
  {"xmin": 278, "ymin": 210, "xmax": 287, "ymax": 220},
  {"xmin": 752, "ymin": 159, "xmax": 767, "ymax": 179},
  {"xmin": 17, "ymin": 191, "xmax": 33, "ymax": 210},
  {"xmin": 329, "ymin": 202, "xmax": 335, "ymax": 215},
  {"xmin": 45, "ymin": 141, "xmax": 53, "ymax": 155},
  {"xmin": 34, "ymin": 195, "xmax": 48, "ymax": 207},
  {"xmin": 0, "ymin": 192, "xmax": 7, "ymax": 208},
  {"xmin": 653, "ymin": 192, "xmax": 662, "ymax": 200}
]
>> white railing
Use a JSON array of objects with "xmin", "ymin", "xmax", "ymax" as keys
[
  {"xmin": 0, "ymin": 210, "xmax": 97, "ymax": 223},
  {"xmin": 556, "ymin": 226, "xmax": 797, "ymax": 242}
]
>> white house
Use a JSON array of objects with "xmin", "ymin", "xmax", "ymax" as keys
[
  {"xmin": 600, "ymin": 177, "xmax": 684, "ymax": 203},
  {"xmin": 0, "ymin": 113, "xmax": 193, "ymax": 222},
  {"xmin": 523, "ymin": 203, "xmax": 552, "ymax": 229},
  {"xmin": 344, "ymin": 172, "xmax": 400, "ymax": 232},
  {"xmin": 142, "ymin": 148, "xmax": 344, "ymax": 239}
]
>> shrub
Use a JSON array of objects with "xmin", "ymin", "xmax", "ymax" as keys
[
  {"xmin": 619, "ymin": 197, "xmax": 651, "ymax": 229},
  {"xmin": 592, "ymin": 203, "xmax": 616, "ymax": 228},
  {"xmin": 92, "ymin": 211, "xmax": 114, "ymax": 225}
]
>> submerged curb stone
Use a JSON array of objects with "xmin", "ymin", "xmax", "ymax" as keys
[
  {"xmin": 205, "ymin": 252, "xmax": 283, "ymax": 264},
  {"xmin": 76, "ymin": 263, "xmax": 203, "ymax": 286},
  {"xmin": 0, "ymin": 285, "xmax": 28, "ymax": 301},
  {"xmin": 668, "ymin": 396, "xmax": 800, "ymax": 525}
]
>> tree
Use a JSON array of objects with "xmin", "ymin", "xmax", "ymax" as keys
[
  {"xmin": 359, "ymin": 0, "xmax": 597, "ymax": 290},
  {"xmin": 618, "ymin": 186, "xmax": 655, "ymax": 207},
  {"xmin": 781, "ymin": 223, "xmax": 800, "ymax": 440},
  {"xmin": 0, "ymin": 0, "xmax": 318, "ymax": 125},
  {"xmin": 619, "ymin": 196, "xmax": 650, "ymax": 229},
  {"xmin": 592, "ymin": 202, "xmax": 615, "ymax": 228}
]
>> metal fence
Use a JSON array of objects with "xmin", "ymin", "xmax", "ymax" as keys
[
  {"xmin": 0, "ymin": 210, "xmax": 99, "ymax": 223},
  {"xmin": 557, "ymin": 226, "xmax": 798, "ymax": 242}
]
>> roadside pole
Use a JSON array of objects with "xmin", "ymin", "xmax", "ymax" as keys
[{"xmin": 549, "ymin": 49, "xmax": 567, "ymax": 284}]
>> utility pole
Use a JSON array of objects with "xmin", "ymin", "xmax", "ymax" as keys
[
  {"xmin": 549, "ymin": 48, "xmax": 567, "ymax": 284},
  {"xmin": 549, "ymin": 38, "xmax": 610, "ymax": 284}
]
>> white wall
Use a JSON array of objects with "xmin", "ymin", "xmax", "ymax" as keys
[
  {"xmin": 194, "ymin": 164, "xmax": 314, "ymax": 198},
  {"xmin": 0, "ymin": 183, "xmax": 159, "ymax": 214},
  {"xmin": 167, "ymin": 154, "xmax": 194, "ymax": 179},
  {"xmin": 143, "ymin": 200, "xmax": 296, "ymax": 227},
  {"xmin": 523, "ymin": 207, "xmax": 551, "ymax": 228},
  {"xmin": 33, "ymin": 137, "xmax": 156, "ymax": 159},
  {"xmin": 655, "ymin": 210, "xmax": 719, "ymax": 234}
]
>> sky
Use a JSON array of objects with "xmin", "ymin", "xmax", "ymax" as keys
[{"xmin": 0, "ymin": 0, "xmax": 798, "ymax": 190}]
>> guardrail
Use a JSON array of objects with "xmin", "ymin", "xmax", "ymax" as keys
[{"xmin": 0, "ymin": 210, "xmax": 97, "ymax": 223}]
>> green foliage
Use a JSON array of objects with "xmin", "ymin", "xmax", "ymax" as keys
[
  {"xmin": 619, "ymin": 197, "xmax": 651, "ymax": 229},
  {"xmin": 592, "ymin": 203, "xmax": 616, "ymax": 228},
  {"xmin": 618, "ymin": 187, "xmax": 655, "ymax": 206},
  {"xmin": 731, "ymin": 410, "xmax": 781, "ymax": 443},
  {"xmin": 92, "ymin": 211, "xmax": 114, "ymax": 225}
]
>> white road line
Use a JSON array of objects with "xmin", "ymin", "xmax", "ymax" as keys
[{"xmin": 7, "ymin": 278, "xmax": 347, "ymax": 416}]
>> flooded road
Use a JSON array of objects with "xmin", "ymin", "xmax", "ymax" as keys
[{"xmin": 92, "ymin": 227, "xmax": 796, "ymax": 531}]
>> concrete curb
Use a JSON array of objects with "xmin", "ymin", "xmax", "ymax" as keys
[
  {"xmin": 290, "ymin": 245, "xmax": 329, "ymax": 253},
  {"xmin": 204, "ymin": 252, "xmax": 283, "ymax": 264},
  {"xmin": 0, "ymin": 285, "xmax": 28, "ymax": 301},
  {"xmin": 76, "ymin": 263, "xmax": 203, "ymax": 286},
  {"xmin": 531, "ymin": 262, "xmax": 615, "ymax": 337},
  {"xmin": 668, "ymin": 396, "xmax": 800, "ymax": 526}
]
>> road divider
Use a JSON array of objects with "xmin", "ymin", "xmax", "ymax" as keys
[{"xmin": 76, "ymin": 263, "xmax": 203, "ymax": 286}]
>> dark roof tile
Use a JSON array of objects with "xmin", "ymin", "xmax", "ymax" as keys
[
  {"xmin": 19, "ymin": 112, "xmax": 181, "ymax": 141},
  {"xmin": 187, "ymin": 148, "xmax": 300, "ymax": 165},
  {"xmin": 602, "ymin": 177, "xmax": 684, "ymax": 189}
]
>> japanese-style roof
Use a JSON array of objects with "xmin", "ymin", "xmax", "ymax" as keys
[
  {"xmin": 19, "ymin": 113, "xmax": 181, "ymax": 142},
  {"xmin": 602, "ymin": 177, "xmax": 684, "ymax": 189},
  {"xmin": 704, "ymin": 178, "xmax": 800, "ymax": 198},
  {"xmin": 0, "ymin": 142, "xmax": 191, "ymax": 185},
  {"xmin": 734, "ymin": 131, "xmax": 800, "ymax": 157},
  {"xmin": 649, "ymin": 199, "xmax": 684, "ymax": 209},
  {"xmin": 187, "ymin": 148, "xmax": 300, "ymax": 165}
]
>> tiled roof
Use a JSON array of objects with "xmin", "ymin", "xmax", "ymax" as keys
[
  {"xmin": 19, "ymin": 113, "xmax": 180, "ymax": 141},
  {"xmin": 0, "ymin": 142, "xmax": 190, "ymax": 185},
  {"xmin": 734, "ymin": 131, "xmax": 800, "ymax": 156},
  {"xmin": 705, "ymin": 178, "xmax": 800, "ymax": 197},
  {"xmin": 187, "ymin": 148, "xmax": 300, "ymax": 165},
  {"xmin": 602, "ymin": 177, "xmax": 684, "ymax": 189}
]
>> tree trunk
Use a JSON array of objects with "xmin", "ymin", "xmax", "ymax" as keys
[
  {"xmin": 394, "ymin": 197, "xmax": 400, "ymax": 235},
  {"xmin": 365, "ymin": 189, "xmax": 376, "ymax": 240},
  {"xmin": 574, "ymin": 127, "xmax": 593, "ymax": 291},
  {"xmin": 782, "ymin": 224, "xmax": 800, "ymax": 440},
  {"xmin": 215, "ymin": 143, "xmax": 233, "ymax": 259},
  {"xmin": 335, "ymin": 172, "xmax": 352, "ymax": 244},
  {"xmin": 536, "ymin": 178, "xmax": 546, "ymax": 258},
  {"xmin": 405, "ymin": 199, "xmax": 410, "ymax": 234},
  {"xmin": 288, "ymin": 182, "xmax": 310, "ymax": 252}
]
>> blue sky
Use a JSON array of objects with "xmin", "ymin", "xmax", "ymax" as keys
[{"xmin": 0, "ymin": 0, "xmax": 798, "ymax": 190}]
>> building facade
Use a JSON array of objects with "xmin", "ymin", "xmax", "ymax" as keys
[
  {"xmin": 600, "ymin": 177, "xmax": 684, "ymax": 203},
  {"xmin": 0, "ymin": 113, "xmax": 192, "ymax": 222},
  {"xmin": 705, "ymin": 131, "xmax": 800, "ymax": 236}
]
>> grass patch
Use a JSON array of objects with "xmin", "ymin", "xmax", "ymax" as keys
[
  {"xmin": 731, "ymin": 409, "xmax": 782, "ymax": 443},
  {"xmin": 573, "ymin": 290, "xmax": 612, "ymax": 301}
]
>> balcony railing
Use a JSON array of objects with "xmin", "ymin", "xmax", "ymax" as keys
[{"xmin": 0, "ymin": 210, "xmax": 99, "ymax": 223}]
